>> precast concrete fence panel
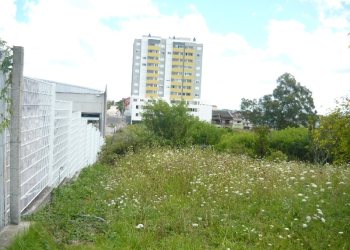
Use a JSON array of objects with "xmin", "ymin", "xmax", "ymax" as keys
[{"xmin": 0, "ymin": 47, "xmax": 104, "ymax": 231}]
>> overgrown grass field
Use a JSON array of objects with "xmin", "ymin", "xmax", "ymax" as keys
[{"xmin": 11, "ymin": 147, "xmax": 350, "ymax": 249}]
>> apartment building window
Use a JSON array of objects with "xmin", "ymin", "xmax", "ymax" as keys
[
  {"xmin": 146, "ymin": 83, "xmax": 158, "ymax": 87},
  {"xmin": 148, "ymin": 50, "xmax": 159, "ymax": 53},
  {"xmin": 173, "ymin": 52, "xmax": 184, "ymax": 56},
  {"xmin": 147, "ymin": 63, "xmax": 159, "ymax": 67},
  {"xmin": 147, "ymin": 77, "xmax": 158, "ymax": 81},
  {"xmin": 188, "ymin": 108, "xmax": 198, "ymax": 112},
  {"xmin": 147, "ymin": 70, "xmax": 158, "ymax": 74},
  {"xmin": 146, "ymin": 90, "xmax": 157, "ymax": 94}
]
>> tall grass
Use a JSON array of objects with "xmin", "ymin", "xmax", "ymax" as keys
[{"xmin": 10, "ymin": 147, "xmax": 350, "ymax": 249}]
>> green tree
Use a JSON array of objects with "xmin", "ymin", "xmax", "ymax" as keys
[
  {"xmin": 253, "ymin": 126, "xmax": 270, "ymax": 157},
  {"xmin": 312, "ymin": 97, "xmax": 350, "ymax": 164},
  {"xmin": 241, "ymin": 73, "xmax": 316, "ymax": 129},
  {"xmin": 116, "ymin": 99, "xmax": 125, "ymax": 115},
  {"xmin": 107, "ymin": 100, "xmax": 115, "ymax": 109},
  {"xmin": 142, "ymin": 100, "xmax": 192, "ymax": 146}
]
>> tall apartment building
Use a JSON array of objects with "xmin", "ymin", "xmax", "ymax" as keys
[{"xmin": 129, "ymin": 35, "xmax": 211, "ymax": 123}]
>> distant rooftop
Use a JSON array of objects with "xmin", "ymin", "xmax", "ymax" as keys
[
  {"xmin": 25, "ymin": 77, "xmax": 105, "ymax": 95},
  {"xmin": 142, "ymin": 34, "xmax": 195, "ymax": 42}
]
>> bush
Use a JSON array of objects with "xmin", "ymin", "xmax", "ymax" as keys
[
  {"xmin": 187, "ymin": 118, "xmax": 224, "ymax": 146},
  {"xmin": 253, "ymin": 126, "xmax": 270, "ymax": 157},
  {"xmin": 99, "ymin": 124, "xmax": 157, "ymax": 165},
  {"xmin": 312, "ymin": 98, "xmax": 350, "ymax": 164},
  {"xmin": 269, "ymin": 127, "xmax": 311, "ymax": 161},
  {"xmin": 266, "ymin": 150, "xmax": 288, "ymax": 162},
  {"xmin": 215, "ymin": 130, "xmax": 255, "ymax": 156},
  {"xmin": 142, "ymin": 100, "xmax": 192, "ymax": 146}
]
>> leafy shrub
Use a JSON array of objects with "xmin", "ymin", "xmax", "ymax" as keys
[
  {"xmin": 215, "ymin": 130, "xmax": 255, "ymax": 156},
  {"xmin": 312, "ymin": 98, "xmax": 350, "ymax": 164},
  {"xmin": 99, "ymin": 124, "xmax": 157, "ymax": 165},
  {"xmin": 253, "ymin": 126, "xmax": 270, "ymax": 157},
  {"xmin": 266, "ymin": 150, "xmax": 288, "ymax": 162},
  {"xmin": 187, "ymin": 118, "xmax": 224, "ymax": 146},
  {"xmin": 269, "ymin": 127, "xmax": 311, "ymax": 161},
  {"xmin": 142, "ymin": 100, "xmax": 192, "ymax": 146}
]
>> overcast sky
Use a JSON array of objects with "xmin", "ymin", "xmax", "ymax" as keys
[{"xmin": 1, "ymin": 0, "xmax": 349, "ymax": 114}]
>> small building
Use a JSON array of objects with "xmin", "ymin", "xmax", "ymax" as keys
[
  {"xmin": 34, "ymin": 78, "xmax": 107, "ymax": 136},
  {"xmin": 212, "ymin": 110, "xmax": 251, "ymax": 129}
]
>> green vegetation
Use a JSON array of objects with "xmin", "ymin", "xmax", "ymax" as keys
[
  {"xmin": 102, "ymin": 99, "xmax": 349, "ymax": 164},
  {"xmin": 241, "ymin": 73, "xmax": 316, "ymax": 130},
  {"xmin": 0, "ymin": 37, "xmax": 13, "ymax": 132},
  {"xmin": 8, "ymin": 94, "xmax": 350, "ymax": 249},
  {"xmin": 311, "ymin": 97, "xmax": 350, "ymax": 165},
  {"xmin": 10, "ymin": 147, "xmax": 350, "ymax": 249}
]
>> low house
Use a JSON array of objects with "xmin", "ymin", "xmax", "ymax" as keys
[{"xmin": 212, "ymin": 110, "xmax": 251, "ymax": 129}]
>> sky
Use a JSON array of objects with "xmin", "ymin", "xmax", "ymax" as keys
[{"xmin": 0, "ymin": 0, "xmax": 349, "ymax": 114}]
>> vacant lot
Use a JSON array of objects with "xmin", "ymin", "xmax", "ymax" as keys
[{"xmin": 11, "ymin": 147, "xmax": 350, "ymax": 249}]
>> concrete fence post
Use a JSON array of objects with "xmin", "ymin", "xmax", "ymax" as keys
[
  {"xmin": 0, "ymin": 70, "xmax": 6, "ymax": 229},
  {"xmin": 10, "ymin": 46, "xmax": 24, "ymax": 224}
]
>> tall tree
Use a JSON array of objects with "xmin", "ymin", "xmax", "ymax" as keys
[
  {"xmin": 241, "ymin": 73, "xmax": 316, "ymax": 129},
  {"xmin": 116, "ymin": 99, "xmax": 125, "ymax": 115}
]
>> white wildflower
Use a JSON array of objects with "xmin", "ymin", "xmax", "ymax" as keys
[
  {"xmin": 192, "ymin": 223, "xmax": 199, "ymax": 227},
  {"xmin": 311, "ymin": 183, "xmax": 317, "ymax": 188},
  {"xmin": 135, "ymin": 224, "xmax": 144, "ymax": 229},
  {"xmin": 321, "ymin": 217, "xmax": 326, "ymax": 223},
  {"xmin": 302, "ymin": 224, "xmax": 308, "ymax": 228},
  {"xmin": 306, "ymin": 216, "xmax": 312, "ymax": 222},
  {"xmin": 317, "ymin": 209, "xmax": 323, "ymax": 216}
]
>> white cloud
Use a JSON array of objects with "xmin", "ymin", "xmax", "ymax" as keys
[{"xmin": 0, "ymin": 0, "xmax": 349, "ymax": 114}]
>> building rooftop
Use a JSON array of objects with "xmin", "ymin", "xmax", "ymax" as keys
[{"xmin": 26, "ymin": 77, "xmax": 104, "ymax": 95}]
